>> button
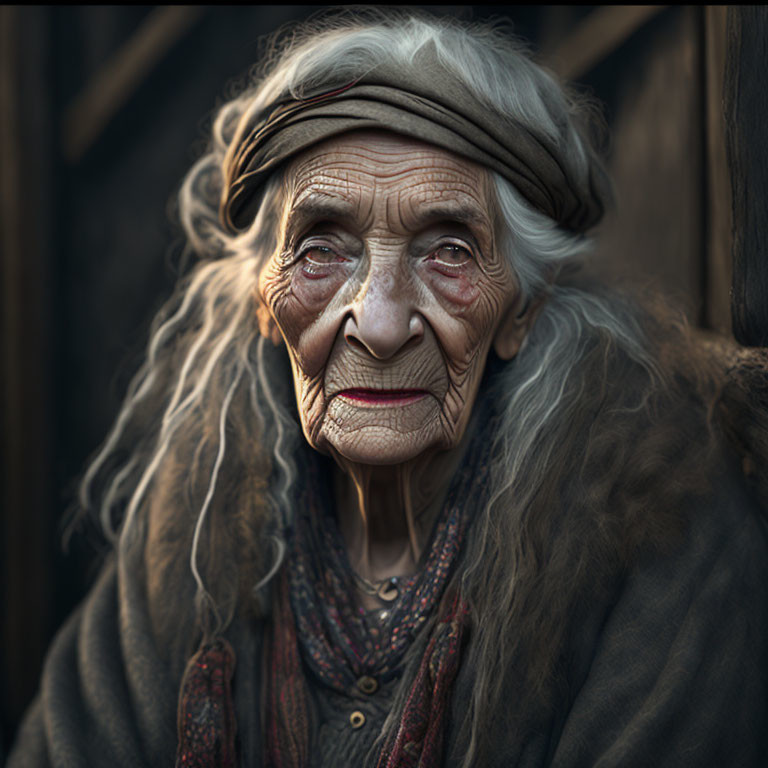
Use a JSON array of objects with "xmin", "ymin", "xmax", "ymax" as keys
[
  {"xmin": 349, "ymin": 710, "xmax": 366, "ymax": 729},
  {"xmin": 357, "ymin": 675, "xmax": 379, "ymax": 695}
]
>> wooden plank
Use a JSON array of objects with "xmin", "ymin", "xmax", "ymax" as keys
[
  {"xmin": 0, "ymin": 8, "xmax": 29, "ymax": 733},
  {"xmin": 592, "ymin": 7, "xmax": 703, "ymax": 321},
  {"xmin": 725, "ymin": 7, "xmax": 768, "ymax": 346},
  {"xmin": 0, "ymin": 4, "xmax": 52, "ymax": 738},
  {"xmin": 543, "ymin": 5, "xmax": 666, "ymax": 80},
  {"xmin": 62, "ymin": 5, "xmax": 204, "ymax": 162},
  {"xmin": 703, "ymin": 6, "xmax": 732, "ymax": 336}
]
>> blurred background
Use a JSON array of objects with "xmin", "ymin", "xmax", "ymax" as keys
[{"xmin": 0, "ymin": 4, "xmax": 737, "ymax": 750}]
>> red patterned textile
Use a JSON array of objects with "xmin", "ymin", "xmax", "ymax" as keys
[
  {"xmin": 266, "ymin": 569, "xmax": 468, "ymax": 768},
  {"xmin": 376, "ymin": 591, "xmax": 469, "ymax": 768},
  {"xmin": 175, "ymin": 638, "xmax": 237, "ymax": 768},
  {"xmin": 265, "ymin": 572, "xmax": 312, "ymax": 768}
]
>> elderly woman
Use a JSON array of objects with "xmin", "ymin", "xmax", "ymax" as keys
[{"xmin": 9, "ymin": 12, "xmax": 768, "ymax": 768}]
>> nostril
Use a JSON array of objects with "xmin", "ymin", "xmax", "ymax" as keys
[
  {"xmin": 343, "ymin": 313, "xmax": 368, "ymax": 352},
  {"xmin": 345, "ymin": 334, "xmax": 368, "ymax": 353}
]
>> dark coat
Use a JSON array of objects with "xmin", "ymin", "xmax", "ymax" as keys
[{"xmin": 8, "ymin": 444, "xmax": 768, "ymax": 767}]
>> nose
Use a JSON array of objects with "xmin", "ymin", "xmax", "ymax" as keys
[{"xmin": 344, "ymin": 268, "xmax": 424, "ymax": 359}]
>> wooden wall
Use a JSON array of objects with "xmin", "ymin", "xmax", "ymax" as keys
[
  {"xmin": 1, "ymin": 6, "xmax": 56, "ymax": 751},
  {"xmin": 726, "ymin": 6, "xmax": 768, "ymax": 347},
  {"xmin": 542, "ymin": 6, "xmax": 731, "ymax": 332}
]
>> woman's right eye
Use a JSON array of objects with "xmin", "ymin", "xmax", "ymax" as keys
[
  {"xmin": 301, "ymin": 246, "xmax": 343, "ymax": 265},
  {"xmin": 296, "ymin": 245, "xmax": 349, "ymax": 280}
]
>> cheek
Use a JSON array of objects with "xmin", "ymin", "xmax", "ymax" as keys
[
  {"xmin": 290, "ymin": 267, "xmax": 348, "ymax": 318},
  {"xmin": 418, "ymin": 263, "xmax": 514, "ymax": 361},
  {"xmin": 261, "ymin": 261, "xmax": 352, "ymax": 373},
  {"xmin": 424, "ymin": 267, "xmax": 481, "ymax": 308}
]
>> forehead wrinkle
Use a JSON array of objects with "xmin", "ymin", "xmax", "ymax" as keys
[
  {"xmin": 284, "ymin": 189, "xmax": 361, "ymax": 242},
  {"xmin": 286, "ymin": 143, "xmax": 493, "ymax": 244},
  {"xmin": 383, "ymin": 191, "xmax": 408, "ymax": 237}
]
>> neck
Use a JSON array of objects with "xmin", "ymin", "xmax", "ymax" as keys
[{"xmin": 332, "ymin": 417, "xmax": 478, "ymax": 587}]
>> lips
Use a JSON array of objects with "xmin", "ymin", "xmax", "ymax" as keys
[{"xmin": 336, "ymin": 388, "xmax": 429, "ymax": 406}]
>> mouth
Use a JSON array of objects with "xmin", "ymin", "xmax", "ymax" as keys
[{"xmin": 336, "ymin": 388, "xmax": 430, "ymax": 406}]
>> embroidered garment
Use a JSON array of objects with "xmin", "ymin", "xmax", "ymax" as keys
[
  {"xmin": 175, "ymin": 639, "xmax": 237, "ymax": 768},
  {"xmin": 265, "ymin": 423, "xmax": 492, "ymax": 768}
]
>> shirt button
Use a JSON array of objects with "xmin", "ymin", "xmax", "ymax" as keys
[
  {"xmin": 356, "ymin": 675, "xmax": 379, "ymax": 695},
  {"xmin": 349, "ymin": 710, "xmax": 366, "ymax": 729}
]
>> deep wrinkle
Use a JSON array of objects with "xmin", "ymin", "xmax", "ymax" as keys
[
  {"xmin": 332, "ymin": 425, "xmax": 476, "ymax": 610},
  {"xmin": 258, "ymin": 130, "xmax": 533, "ymax": 596},
  {"xmin": 287, "ymin": 197, "xmax": 490, "ymax": 248}
]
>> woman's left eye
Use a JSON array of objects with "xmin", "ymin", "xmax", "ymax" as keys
[{"xmin": 429, "ymin": 244, "xmax": 473, "ymax": 267}]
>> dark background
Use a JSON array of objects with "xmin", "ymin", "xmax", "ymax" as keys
[{"xmin": 0, "ymin": 5, "xmax": 736, "ymax": 752}]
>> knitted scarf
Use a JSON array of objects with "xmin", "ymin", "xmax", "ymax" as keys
[
  {"xmin": 265, "ymin": 432, "xmax": 491, "ymax": 768},
  {"xmin": 175, "ymin": 397, "xmax": 494, "ymax": 767}
]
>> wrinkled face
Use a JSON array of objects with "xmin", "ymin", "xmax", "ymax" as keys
[{"xmin": 258, "ymin": 131, "xmax": 520, "ymax": 465}]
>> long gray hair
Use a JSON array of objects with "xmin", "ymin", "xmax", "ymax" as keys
[{"xmin": 78, "ymin": 11, "xmax": 718, "ymax": 766}]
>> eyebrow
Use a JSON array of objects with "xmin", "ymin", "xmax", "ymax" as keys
[
  {"xmin": 284, "ymin": 197, "xmax": 358, "ymax": 241},
  {"xmin": 283, "ymin": 195, "xmax": 492, "ymax": 242},
  {"xmin": 408, "ymin": 201, "xmax": 490, "ymax": 231}
]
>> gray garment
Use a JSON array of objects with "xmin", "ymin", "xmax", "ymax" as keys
[
  {"xmin": 447, "ymin": 463, "xmax": 768, "ymax": 767},
  {"xmin": 308, "ymin": 672, "xmax": 399, "ymax": 768},
  {"xmin": 8, "ymin": 551, "xmax": 179, "ymax": 768},
  {"xmin": 9, "ymin": 466, "xmax": 768, "ymax": 767}
]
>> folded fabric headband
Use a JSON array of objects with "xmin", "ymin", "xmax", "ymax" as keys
[{"xmin": 220, "ymin": 45, "xmax": 607, "ymax": 234}]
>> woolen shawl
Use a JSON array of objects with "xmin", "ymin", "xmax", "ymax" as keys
[{"xmin": 7, "ymin": 367, "xmax": 768, "ymax": 767}]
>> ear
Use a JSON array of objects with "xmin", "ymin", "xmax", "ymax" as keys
[
  {"xmin": 253, "ymin": 288, "xmax": 283, "ymax": 347},
  {"xmin": 493, "ymin": 293, "xmax": 546, "ymax": 360}
]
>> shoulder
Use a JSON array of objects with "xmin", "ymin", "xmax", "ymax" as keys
[
  {"xmin": 8, "ymin": 555, "xmax": 180, "ymax": 767},
  {"xmin": 615, "ymin": 454, "xmax": 768, "ymax": 684},
  {"xmin": 555, "ymin": 453, "xmax": 768, "ymax": 768}
]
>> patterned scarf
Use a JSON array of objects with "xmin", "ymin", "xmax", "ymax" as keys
[
  {"xmin": 176, "ymin": 638, "xmax": 238, "ymax": 768},
  {"xmin": 175, "ymin": 394, "xmax": 496, "ymax": 768},
  {"xmin": 265, "ymin": 425, "xmax": 491, "ymax": 768}
]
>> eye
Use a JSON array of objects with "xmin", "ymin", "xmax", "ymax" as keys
[
  {"xmin": 296, "ymin": 244, "xmax": 349, "ymax": 280},
  {"xmin": 301, "ymin": 245, "xmax": 345, "ymax": 265},
  {"xmin": 428, "ymin": 243, "xmax": 473, "ymax": 268}
]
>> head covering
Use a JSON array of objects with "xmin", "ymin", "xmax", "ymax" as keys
[{"xmin": 220, "ymin": 41, "xmax": 608, "ymax": 234}]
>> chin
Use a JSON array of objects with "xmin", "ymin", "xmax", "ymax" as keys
[
  {"xmin": 311, "ymin": 393, "xmax": 444, "ymax": 465},
  {"xmin": 320, "ymin": 422, "xmax": 442, "ymax": 467}
]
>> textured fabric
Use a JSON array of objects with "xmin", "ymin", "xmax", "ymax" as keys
[
  {"xmin": 9, "ymin": 455, "xmax": 768, "ymax": 768},
  {"xmin": 377, "ymin": 592, "xmax": 468, "ymax": 768},
  {"xmin": 175, "ymin": 639, "xmax": 237, "ymax": 768},
  {"xmin": 220, "ymin": 42, "xmax": 608, "ymax": 235},
  {"xmin": 265, "ymin": 427, "xmax": 489, "ymax": 768},
  {"xmin": 445, "ymin": 450, "xmax": 768, "ymax": 768},
  {"xmin": 8, "ymin": 375, "xmax": 768, "ymax": 768},
  {"xmin": 285, "ymin": 456, "xmax": 479, "ymax": 693},
  {"xmin": 266, "ymin": 572, "xmax": 312, "ymax": 768},
  {"xmin": 306, "ymin": 667, "xmax": 399, "ymax": 768},
  {"xmin": 7, "ymin": 547, "xmax": 180, "ymax": 768},
  {"xmin": 267, "ymin": 572, "xmax": 469, "ymax": 768}
]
